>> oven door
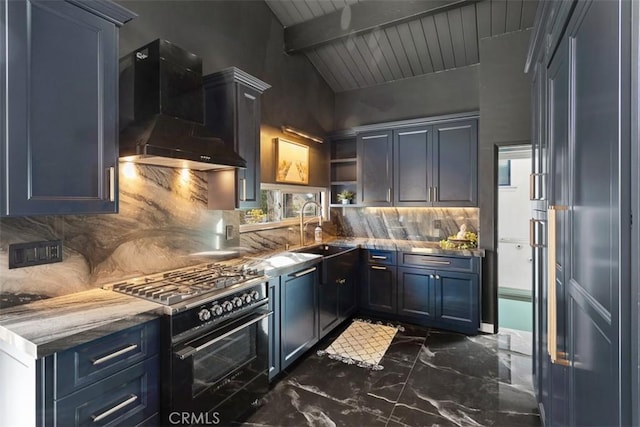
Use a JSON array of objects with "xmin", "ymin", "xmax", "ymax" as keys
[{"xmin": 170, "ymin": 305, "xmax": 270, "ymax": 421}]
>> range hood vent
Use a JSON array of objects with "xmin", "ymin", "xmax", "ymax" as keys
[{"xmin": 119, "ymin": 39, "xmax": 246, "ymax": 170}]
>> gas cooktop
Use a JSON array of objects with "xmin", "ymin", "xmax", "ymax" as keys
[{"xmin": 107, "ymin": 263, "xmax": 266, "ymax": 308}]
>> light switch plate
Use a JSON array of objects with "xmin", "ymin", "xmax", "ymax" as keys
[{"xmin": 225, "ymin": 225, "xmax": 234, "ymax": 240}]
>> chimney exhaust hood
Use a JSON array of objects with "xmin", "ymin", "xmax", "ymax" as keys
[{"xmin": 119, "ymin": 39, "xmax": 246, "ymax": 170}]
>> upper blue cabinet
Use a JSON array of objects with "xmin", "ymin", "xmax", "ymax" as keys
[
  {"xmin": 355, "ymin": 117, "xmax": 478, "ymax": 208},
  {"xmin": 0, "ymin": 0, "xmax": 135, "ymax": 216}
]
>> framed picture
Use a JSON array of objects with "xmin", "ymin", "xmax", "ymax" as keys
[
  {"xmin": 276, "ymin": 138, "xmax": 309, "ymax": 184},
  {"xmin": 498, "ymin": 159, "xmax": 511, "ymax": 186}
]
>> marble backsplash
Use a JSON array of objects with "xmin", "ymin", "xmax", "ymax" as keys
[
  {"xmin": 329, "ymin": 207, "xmax": 479, "ymax": 241},
  {"xmin": 0, "ymin": 164, "xmax": 241, "ymax": 300}
]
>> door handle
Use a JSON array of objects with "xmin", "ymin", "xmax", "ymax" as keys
[{"xmin": 547, "ymin": 205, "xmax": 570, "ymax": 366}]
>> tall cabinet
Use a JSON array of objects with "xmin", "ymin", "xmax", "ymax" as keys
[
  {"xmin": 527, "ymin": 0, "xmax": 633, "ymax": 425},
  {"xmin": 1, "ymin": 0, "xmax": 136, "ymax": 216}
]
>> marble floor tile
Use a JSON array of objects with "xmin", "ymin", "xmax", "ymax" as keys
[
  {"xmin": 245, "ymin": 324, "xmax": 540, "ymax": 427},
  {"xmin": 243, "ymin": 380, "xmax": 388, "ymax": 427}
]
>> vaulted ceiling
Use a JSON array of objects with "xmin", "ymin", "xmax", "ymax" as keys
[{"xmin": 265, "ymin": 0, "xmax": 538, "ymax": 92}]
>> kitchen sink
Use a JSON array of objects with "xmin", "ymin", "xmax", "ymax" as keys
[{"xmin": 294, "ymin": 244, "xmax": 357, "ymax": 258}]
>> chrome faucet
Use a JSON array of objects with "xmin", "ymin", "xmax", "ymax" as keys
[{"xmin": 299, "ymin": 200, "xmax": 323, "ymax": 246}]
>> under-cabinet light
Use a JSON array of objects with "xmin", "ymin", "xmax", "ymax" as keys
[{"xmin": 281, "ymin": 125, "xmax": 324, "ymax": 144}]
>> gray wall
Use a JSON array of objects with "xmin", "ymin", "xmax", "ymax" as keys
[
  {"xmin": 117, "ymin": 0, "xmax": 334, "ymax": 138},
  {"xmin": 478, "ymin": 29, "xmax": 532, "ymax": 328},
  {"xmin": 333, "ymin": 65, "xmax": 479, "ymax": 129}
]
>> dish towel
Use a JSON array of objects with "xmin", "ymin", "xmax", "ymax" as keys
[{"xmin": 317, "ymin": 319, "xmax": 403, "ymax": 370}]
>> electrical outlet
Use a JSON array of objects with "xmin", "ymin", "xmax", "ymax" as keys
[
  {"xmin": 9, "ymin": 240, "xmax": 63, "ymax": 269},
  {"xmin": 433, "ymin": 219, "xmax": 442, "ymax": 229},
  {"xmin": 225, "ymin": 225, "xmax": 234, "ymax": 240}
]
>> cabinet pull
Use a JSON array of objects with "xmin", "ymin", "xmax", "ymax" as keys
[
  {"xmin": 529, "ymin": 219, "xmax": 545, "ymax": 248},
  {"xmin": 91, "ymin": 344, "xmax": 138, "ymax": 366},
  {"xmin": 547, "ymin": 205, "xmax": 569, "ymax": 366},
  {"xmin": 429, "ymin": 274, "xmax": 435, "ymax": 279},
  {"xmin": 336, "ymin": 278, "xmax": 346, "ymax": 285},
  {"xmin": 371, "ymin": 255, "xmax": 388, "ymax": 260},
  {"xmin": 292, "ymin": 267, "xmax": 317, "ymax": 278},
  {"xmin": 91, "ymin": 394, "xmax": 138, "ymax": 422},
  {"xmin": 371, "ymin": 265, "xmax": 387, "ymax": 271},
  {"xmin": 387, "ymin": 188, "xmax": 391, "ymax": 202},
  {"xmin": 433, "ymin": 187, "xmax": 438, "ymax": 201},
  {"xmin": 435, "ymin": 275, "xmax": 440, "ymax": 279},
  {"xmin": 420, "ymin": 259, "xmax": 450, "ymax": 265},
  {"xmin": 106, "ymin": 167, "xmax": 115, "ymax": 202},
  {"xmin": 427, "ymin": 187, "xmax": 431, "ymax": 202},
  {"xmin": 240, "ymin": 178, "xmax": 247, "ymax": 201}
]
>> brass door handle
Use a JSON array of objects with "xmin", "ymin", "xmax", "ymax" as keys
[{"xmin": 547, "ymin": 205, "xmax": 569, "ymax": 366}]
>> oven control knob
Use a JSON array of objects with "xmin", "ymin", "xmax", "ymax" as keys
[
  {"xmin": 210, "ymin": 304, "xmax": 223, "ymax": 316},
  {"xmin": 232, "ymin": 297, "xmax": 243, "ymax": 308},
  {"xmin": 198, "ymin": 309, "xmax": 211, "ymax": 322},
  {"xmin": 250, "ymin": 290, "xmax": 260, "ymax": 301},
  {"xmin": 243, "ymin": 294, "xmax": 252, "ymax": 304},
  {"xmin": 222, "ymin": 301, "xmax": 233, "ymax": 312}
]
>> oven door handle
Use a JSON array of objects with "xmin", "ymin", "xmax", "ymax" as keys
[{"xmin": 176, "ymin": 310, "xmax": 272, "ymax": 360}]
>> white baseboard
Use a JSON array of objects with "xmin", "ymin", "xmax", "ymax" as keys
[{"xmin": 480, "ymin": 323, "xmax": 495, "ymax": 333}]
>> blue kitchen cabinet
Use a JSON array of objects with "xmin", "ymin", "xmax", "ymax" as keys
[
  {"xmin": 360, "ymin": 250, "xmax": 397, "ymax": 314},
  {"xmin": 268, "ymin": 278, "xmax": 280, "ymax": 381},
  {"xmin": 36, "ymin": 319, "xmax": 160, "ymax": 426},
  {"xmin": 204, "ymin": 68, "xmax": 270, "ymax": 209},
  {"xmin": 280, "ymin": 265, "xmax": 319, "ymax": 370},
  {"xmin": 318, "ymin": 248, "xmax": 359, "ymax": 340},
  {"xmin": 356, "ymin": 130, "xmax": 393, "ymax": 206},
  {"xmin": 0, "ymin": 0, "xmax": 135, "ymax": 216}
]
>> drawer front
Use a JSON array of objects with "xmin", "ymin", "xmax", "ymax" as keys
[
  {"xmin": 56, "ymin": 355, "xmax": 159, "ymax": 427},
  {"xmin": 366, "ymin": 249, "xmax": 396, "ymax": 265},
  {"xmin": 56, "ymin": 319, "xmax": 160, "ymax": 397},
  {"xmin": 400, "ymin": 253, "xmax": 479, "ymax": 273}
]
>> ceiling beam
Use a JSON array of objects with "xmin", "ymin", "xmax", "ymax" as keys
[{"xmin": 284, "ymin": 0, "xmax": 480, "ymax": 53}]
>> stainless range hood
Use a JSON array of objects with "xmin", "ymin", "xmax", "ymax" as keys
[{"xmin": 119, "ymin": 39, "xmax": 246, "ymax": 170}]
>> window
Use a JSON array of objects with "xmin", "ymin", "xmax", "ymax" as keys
[{"xmin": 239, "ymin": 184, "xmax": 326, "ymax": 228}]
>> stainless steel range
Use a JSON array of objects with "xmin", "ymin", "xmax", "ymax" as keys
[{"xmin": 108, "ymin": 262, "xmax": 271, "ymax": 425}]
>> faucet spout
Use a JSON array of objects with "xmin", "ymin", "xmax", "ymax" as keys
[{"xmin": 299, "ymin": 200, "xmax": 323, "ymax": 246}]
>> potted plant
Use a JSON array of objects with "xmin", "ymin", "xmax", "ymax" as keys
[{"xmin": 337, "ymin": 190, "xmax": 354, "ymax": 205}]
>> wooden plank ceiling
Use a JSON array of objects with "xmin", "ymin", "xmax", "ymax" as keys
[{"xmin": 265, "ymin": 0, "xmax": 537, "ymax": 92}]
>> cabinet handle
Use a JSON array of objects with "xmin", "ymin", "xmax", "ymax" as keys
[
  {"xmin": 371, "ymin": 255, "xmax": 388, "ymax": 260},
  {"xmin": 240, "ymin": 178, "xmax": 247, "ymax": 201},
  {"xmin": 547, "ymin": 205, "xmax": 570, "ymax": 366},
  {"xmin": 529, "ymin": 219, "xmax": 545, "ymax": 248},
  {"xmin": 435, "ymin": 275, "xmax": 440, "ymax": 279},
  {"xmin": 529, "ymin": 174, "xmax": 535, "ymax": 200},
  {"xmin": 371, "ymin": 265, "xmax": 387, "ymax": 271},
  {"xmin": 427, "ymin": 187, "xmax": 431, "ymax": 202},
  {"xmin": 420, "ymin": 259, "xmax": 450, "ymax": 265},
  {"xmin": 292, "ymin": 267, "xmax": 317, "ymax": 278},
  {"xmin": 429, "ymin": 274, "xmax": 435, "ymax": 279},
  {"xmin": 91, "ymin": 344, "xmax": 138, "ymax": 366},
  {"xmin": 336, "ymin": 278, "xmax": 346, "ymax": 285},
  {"xmin": 433, "ymin": 187, "xmax": 438, "ymax": 201},
  {"xmin": 106, "ymin": 167, "xmax": 115, "ymax": 202},
  {"xmin": 387, "ymin": 188, "xmax": 391, "ymax": 202},
  {"xmin": 91, "ymin": 394, "xmax": 138, "ymax": 422}
]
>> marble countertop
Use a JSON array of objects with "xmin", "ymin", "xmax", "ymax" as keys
[
  {"xmin": 0, "ymin": 237, "xmax": 480, "ymax": 360},
  {"xmin": 0, "ymin": 289, "xmax": 162, "ymax": 359},
  {"xmin": 325, "ymin": 237, "xmax": 485, "ymax": 257}
]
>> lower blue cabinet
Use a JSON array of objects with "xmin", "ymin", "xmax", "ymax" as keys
[
  {"xmin": 36, "ymin": 319, "xmax": 160, "ymax": 426},
  {"xmin": 280, "ymin": 265, "xmax": 319, "ymax": 371}
]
